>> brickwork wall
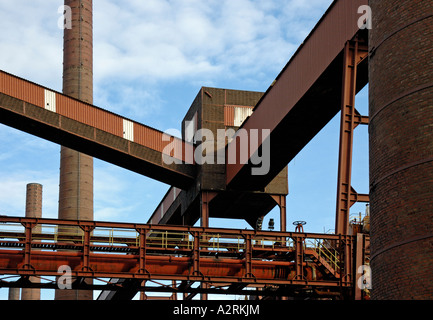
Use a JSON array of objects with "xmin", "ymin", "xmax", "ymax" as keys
[
  {"xmin": 57, "ymin": 0, "xmax": 93, "ymax": 301},
  {"xmin": 369, "ymin": 0, "xmax": 433, "ymax": 299}
]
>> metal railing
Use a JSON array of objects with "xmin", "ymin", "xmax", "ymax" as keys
[
  {"xmin": 0, "ymin": 221, "xmax": 343, "ymax": 261},
  {"xmin": 307, "ymin": 239, "xmax": 341, "ymax": 274},
  {"xmin": 0, "ymin": 216, "xmax": 357, "ymax": 292}
]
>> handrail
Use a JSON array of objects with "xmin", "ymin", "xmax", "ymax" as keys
[
  {"xmin": 308, "ymin": 239, "xmax": 341, "ymax": 274},
  {"xmin": 0, "ymin": 216, "xmax": 355, "ymax": 292},
  {"xmin": 0, "ymin": 216, "xmax": 352, "ymax": 258}
]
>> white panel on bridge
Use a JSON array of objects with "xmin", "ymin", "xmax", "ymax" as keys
[
  {"xmin": 44, "ymin": 90, "xmax": 56, "ymax": 112},
  {"xmin": 123, "ymin": 119, "xmax": 134, "ymax": 141}
]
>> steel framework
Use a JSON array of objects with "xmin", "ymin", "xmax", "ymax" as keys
[
  {"xmin": 0, "ymin": 0, "xmax": 374, "ymax": 300},
  {"xmin": 0, "ymin": 216, "xmax": 369, "ymax": 299},
  {"xmin": 335, "ymin": 36, "xmax": 370, "ymax": 236}
]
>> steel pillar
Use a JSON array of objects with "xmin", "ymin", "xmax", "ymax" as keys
[
  {"xmin": 335, "ymin": 36, "xmax": 369, "ymax": 235},
  {"xmin": 200, "ymin": 191, "xmax": 217, "ymax": 228},
  {"xmin": 271, "ymin": 195, "xmax": 287, "ymax": 232},
  {"xmin": 354, "ymin": 233, "xmax": 370, "ymax": 300}
]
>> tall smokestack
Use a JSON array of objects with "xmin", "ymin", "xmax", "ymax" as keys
[
  {"xmin": 369, "ymin": 0, "xmax": 433, "ymax": 299},
  {"xmin": 55, "ymin": 0, "xmax": 93, "ymax": 300},
  {"xmin": 8, "ymin": 288, "xmax": 20, "ymax": 300},
  {"xmin": 21, "ymin": 183, "xmax": 42, "ymax": 300}
]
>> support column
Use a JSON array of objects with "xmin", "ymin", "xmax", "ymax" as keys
[
  {"xmin": 354, "ymin": 233, "xmax": 370, "ymax": 300},
  {"xmin": 56, "ymin": 0, "xmax": 93, "ymax": 301},
  {"xmin": 8, "ymin": 288, "xmax": 20, "ymax": 300},
  {"xmin": 200, "ymin": 191, "xmax": 217, "ymax": 228},
  {"xmin": 278, "ymin": 196, "xmax": 286, "ymax": 232},
  {"xmin": 271, "ymin": 195, "xmax": 287, "ymax": 232},
  {"xmin": 294, "ymin": 235, "xmax": 304, "ymax": 281},
  {"xmin": 335, "ymin": 36, "xmax": 369, "ymax": 235},
  {"xmin": 199, "ymin": 191, "xmax": 216, "ymax": 301},
  {"xmin": 369, "ymin": 0, "xmax": 433, "ymax": 300},
  {"xmin": 21, "ymin": 183, "xmax": 42, "ymax": 300}
]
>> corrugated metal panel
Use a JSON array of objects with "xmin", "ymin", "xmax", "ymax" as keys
[
  {"xmin": 133, "ymin": 125, "xmax": 146, "ymax": 147},
  {"xmin": 0, "ymin": 71, "xmax": 194, "ymax": 163},
  {"xmin": 234, "ymin": 107, "xmax": 253, "ymax": 127},
  {"xmin": 56, "ymin": 93, "xmax": 96, "ymax": 127},
  {"xmin": 134, "ymin": 124, "xmax": 194, "ymax": 164},
  {"xmin": 44, "ymin": 90, "xmax": 56, "ymax": 112},
  {"xmin": 0, "ymin": 71, "xmax": 44, "ymax": 108},
  {"xmin": 135, "ymin": 125, "xmax": 165, "ymax": 152},
  {"xmin": 123, "ymin": 119, "xmax": 134, "ymax": 141},
  {"xmin": 224, "ymin": 105, "xmax": 253, "ymax": 126},
  {"xmin": 224, "ymin": 106, "xmax": 235, "ymax": 126},
  {"xmin": 185, "ymin": 112, "xmax": 197, "ymax": 142},
  {"xmin": 161, "ymin": 133, "xmax": 175, "ymax": 158},
  {"xmin": 94, "ymin": 108, "xmax": 123, "ymax": 137},
  {"xmin": 172, "ymin": 138, "xmax": 184, "ymax": 160},
  {"xmin": 149, "ymin": 128, "xmax": 165, "ymax": 151},
  {"xmin": 56, "ymin": 89, "xmax": 191, "ymax": 158}
]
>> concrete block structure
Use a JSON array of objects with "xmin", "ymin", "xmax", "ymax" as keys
[{"xmin": 149, "ymin": 87, "xmax": 288, "ymax": 230}]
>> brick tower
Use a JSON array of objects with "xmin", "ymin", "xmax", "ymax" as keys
[{"xmin": 369, "ymin": 0, "xmax": 433, "ymax": 299}]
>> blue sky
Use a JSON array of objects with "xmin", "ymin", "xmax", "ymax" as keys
[{"xmin": 0, "ymin": 0, "xmax": 369, "ymax": 299}]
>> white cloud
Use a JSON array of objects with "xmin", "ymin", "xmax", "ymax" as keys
[
  {"xmin": 0, "ymin": 0, "xmax": 333, "ymax": 119},
  {"xmin": 0, "ymin": 0, "xmax": 334, "ymax": 91},
  {"xmin": 0, "ymin": 0, "xmax": 63, "ymax": 90},
  {"xmin": 0, "ymin": 169, "xmax": 59, "ymax": 218},
  {"xmin": 92, "ymin": 0, "xmax": 306, "ymax": 86},
  {"xmin": 280, "ymin": 0, "xmax": 334, "ymax": 41}
]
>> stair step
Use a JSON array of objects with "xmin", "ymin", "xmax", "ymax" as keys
[{"xmin": 306, "ymin": 249, "xmax": 339, "ymax": 278}]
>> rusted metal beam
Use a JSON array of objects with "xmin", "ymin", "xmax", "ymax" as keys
[
  {"xmin": 0, "ymin": 250, "xmax": 338, "ymax": 286},
  {"xmin": 0, "ymin": 278, "xmax": 345, "ymax": 298},
  {"xmin": 0, "ymin": 216, "xmax": 351, "ymax": 240},
  {"xmin": 0, "ymin": 216, "xmax": 353, "ymax": 291},
  {"xmin": 354, "ymin": 233, "xmax": 370, "ymax": 300},
  {"xmin": 335, "ymin": 36, "xmax": 369, "ymax": 235},
  {"xmin": 271, "ymin": 195, "xmax": 287, "ymax": 232},
  {"xmin": 0, "ymin": 70, "xmax": 195, "ymax": 189},
  {"xmin": 226, "ymin": 0, "xmax": 369, "ymax": 191},
  {"xmin": 200, "ymin": 191, "xmax": 218, "ymax": 228}
]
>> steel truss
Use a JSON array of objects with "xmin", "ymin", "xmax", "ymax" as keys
[
  {"xmin": 0, "ymin": 216, "xmax": 368, "ymax": 299},
  {"xmin": 335, "ymin": 34, "xmax": 370, "ymax": 236}
]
